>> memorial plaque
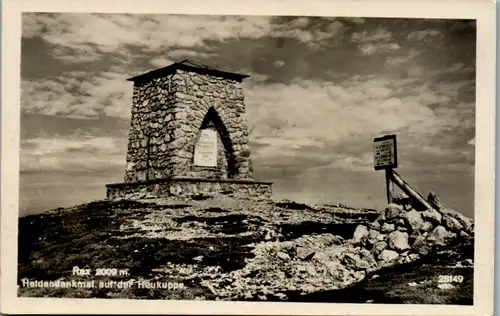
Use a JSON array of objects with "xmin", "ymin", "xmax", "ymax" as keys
[
  {"xmin": 194, "ymin": 129, "xmax": 218, "ymax": 167},
  {"xmin": 373, "ymin": 134, "xmax": 398, "ymax": 170}
]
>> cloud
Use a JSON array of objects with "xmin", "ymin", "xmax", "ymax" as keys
[
  {"xmin": 20, "ymin": 136, "xmax": 127, "ymax": 172},
  {"xmin": 21, "ymin": 71, "xmax": 133, "ymax": 118},
  {"xmin": 149, "ymin": 57, "xmax": 175, "ymax": 68},
  {"xmin": 270, "ymin": 18, "xmax": 346, "ymax": 49},
  {"xmin": 22, "ymin": 13, "xmax": 275, "ymax": 61},
  {"xmin": 273, "ymin": 60, "xmax": 286, "ymax": 68},
  {"xmin": 350, "ymin": 28, "xmax": 400, "ymax": 56},
  {"xmin": 408, "ymin": 29, "xmax": 443, "ymax": 41},
  {"xmin": 351, "ymin": 28, "xmax": 393, "ymax": 43},
  {"xmin": 244, "ymin": 73, "xmax": 470, "ymax": 174},
  {"xmin": 22, "ymin": 13, "xmax": 352, "ymax": 67},
  {"xmin": 358, "ymin": 42, "xmax": 400, "ymax": 56},
  {"xmin": 385, "ymin": 48, "xmax": 420, "ymax": 67},
  {"xmin": 167, "ymin": 49, "xmax": 217, "ymax": 60}
]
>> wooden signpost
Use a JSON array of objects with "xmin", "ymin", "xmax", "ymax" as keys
[
  {"xmin": 373, "ymin": 134, "xmax": 435, "ymax": 210},
  {"xmin": 373, "ymin": 134, "xmax": 398, "ymax": 204}
]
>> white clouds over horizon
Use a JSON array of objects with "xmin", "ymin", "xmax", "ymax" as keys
[{"xmin": 20, "ymin": 135, "xmax": 127, "ymax": 173}]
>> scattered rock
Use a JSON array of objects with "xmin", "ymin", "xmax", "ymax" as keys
[
  {"xmin": 368, "ymin": 229, "xmax": 381, "ymax": 244},
  {"xmin": 459, "ymin": 230, "xmax": 472, "ymax": 240},
  {"xmin": 275, "ymin": 293, "xmax": 287, "ymax": 300},
  {"xmin": 343, "ymin": 252, "xmax": 371, "ymax": 270},
  {"xmin": 317, "ymin": 234, "xmax": 345, "ymax": 246},
  {"xmin": 408, "ymin": 282, "xmax": 418, "ymax": 287},
  {"xmin": 381, "ymin": 222, "xmax": 396, "ymax": 233},
  {"xmin": 370, "ymin": 221, "xmax": 381, "ymax": 230},
  {"xmin": 193, "ymin": 255, "xmax": 204, "ymax": 262},
  {"xmin": 405, "ymin": 209, "xmax": 424, "ymax": 231},
  {"xmin": 359, "ymin": 248, "xmax": 378, "ymax": 267},
  {"xmin": 395, "ymin": 218, "xmax": 406, "ymax": 226},
  {"xmin": 387, "ymin": 231, "xmax": 410, "ymax": 252},
  {"xmin": 378, "ymin": 249, "xmax": 399, "ymax": 262},
  {"xmin": 442, "ymin": 214, "xmax": 463, "ymax": 232},
  {"xmin": 408, "ymin": 253, "xmax": 420, "ymax": 261},
  {"xmin": 427, "ymin": 225, "xmax": 456, "ymax": 246},
  {"xmin": 441, "ymin": 208, "xmax": 474, "ymax": 235},
  {"xmin": 437, "ymin": 283, "xmax": 455, "ymax": 290},
  {"xmin": 296, "ymin": 247, "xmax": 316, "ymax": 260},
  {"xmin": 420, "ymin": 221, "xmax": 434, "ymax": 232},
  {"xmin": 352, "ymin": 225, "xmax": 369, "ymax": 245},
  {"xmin": 305, "ymin": 265, "xmax": 317, "ymax": 276},
  {"xmin": 371, "ymin": 241, "xmax": 387, "ymax": 256},
  {"xmin": 422, "ymin": 208, "xmax": 442, "ymax": 224},
  {"xmin": 383, "ymin": 204, "xmax": 405, "ymax": 220},
  {"xmin": 277, "ymin": 252, "xmax": 291, "ymax": 260},
  {"xmin": 427, "ymin": 191, "xmax": 443, "ymax": 210},
  {"xmin": 412, "ymin": 234, "xmax": 432, "ymax": 256}
]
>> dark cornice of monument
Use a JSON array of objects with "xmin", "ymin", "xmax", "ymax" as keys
[{"xmin": 127, "ymin": 59, "xmax": 250, "ymax": 83}]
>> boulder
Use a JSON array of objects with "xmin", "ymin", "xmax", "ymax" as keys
[
  {"xmin": 411, "ymin": 234, "xmax": 432, "ymax": 256},
  {"xmin": 343, "ymin": 253, "xmax": 371, "ymax": 270},
  {"xmin": 395, "ymin": 218, "xmax": 406, "ymax": 226},
  {"xmin": 427, "ymin": 225, "xmax": 456, "ymax": 247},
  {"xmin": 392, "ymin": 192, "xmax": 412, "ymax": 208},
  {"xmin": 420, "ymin": 221, "xmax": 434, "ymax": 233},
  {"xmin": 381, "ymin": 222, "xmax": 396, "ymax": 233},
  {"xmin": 359, "ymin": 248, "xmax": 378, "ymax": 268},
  {"xmin": 459, "ymin": 230, "xmax": 472, "ymax": 240},
  {"xmin": 405, "ymin": 210, "xmax": 424, "ymax": 231},
  {"xmin": 352, "ymin": 225, "xmax": 369, "ymax": 245},
  {"xmin": 305, "ymin": 265, "xmax": 317, "ymax": 276},
  {"xmin": 277, "ymin": 252, "xmax": 290, "ymax": 260},
  {"xmin": 324, "ymin": 261, "xmax": 348, "ymax": 279},
  {"xmin": 387, "ymin": 231, "xmax": 410, "ymax": 252},
  {"xmin": 442, "ymin": 214, "xmax": 463, "ymax": 232},
  {"xmin": 371, "ymin": 241, "xmax": 387, "ymax": 256},
  {"xmin": 422, "ymin": 208, "xmax": 442, "ymax": 224},
  {"xmin": 296, "ymin": 247, "xmax": 315, "ymax": 260},
  {"xmin": 397, "ymin": 226, "xmax": 408, "ymax": 232},
  {"xmin": 383, "ymin": 204, "xmax": 405, "ymax": 220},
  {"xmin": 370, "ymin": 221, "xmax": 381, "ymax": 230},
  {"xmin": 368, "ymin": 229, "xmax": 381, "ymax": 245},
  {"xmin": 315, "ymin": 234, "xmax": 345, "ymax": 246},
  {"xmin": 408, "ymin": 230, "xmax": 420, "ymax": 245},
  {"xmin": 441, "ymin": 208, "xmax": 473, "ymax": 235},
  {"xmin": 427, "ymin": 191, "xmax": 443, "ymax": 210},
  {"xmin": 378, "ymin": 249, "xmax": 399, "ymax": 262}
]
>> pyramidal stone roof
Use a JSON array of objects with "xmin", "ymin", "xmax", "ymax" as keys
[{"xmin": 127, "ymin": 59, "xmax": 250, "ymax": 83}]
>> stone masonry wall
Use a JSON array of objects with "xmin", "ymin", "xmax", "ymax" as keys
[
  {"xmin": 107, "ymin": 178, "xmax": 272, "ymax": 200},
  {"xmin": 124, "ymin": 69, "xmax": 253, "ymax": 183}
]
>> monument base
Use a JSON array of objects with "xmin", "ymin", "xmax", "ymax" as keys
[{"xmin": 105, "ymin": 177, "xmax": 273, "ymax": 200}]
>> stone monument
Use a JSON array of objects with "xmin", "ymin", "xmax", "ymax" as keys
[{"xmin": 106, "ymin": 60, "xmax": 273, "ymax": 200}]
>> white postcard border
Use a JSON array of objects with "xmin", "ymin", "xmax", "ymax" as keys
[{"xmin": 1, "ymin": 0, "xmax": 495, "ymax": 315}]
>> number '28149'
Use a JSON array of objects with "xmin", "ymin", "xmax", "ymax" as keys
[{"xmin": 438, "ymin": 275, "xmax": 464, "ymax": 283}]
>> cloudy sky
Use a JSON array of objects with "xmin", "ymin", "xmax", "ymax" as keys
[{"xmin": 20, "ymin": 13, "xmax": 476, "ymax": 217}]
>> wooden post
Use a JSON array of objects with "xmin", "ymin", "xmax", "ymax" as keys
[
  {"xmin": 390, "ymin": 170, "xmax": 435, "ymax": 211},
  {"xmin": 385, "ymin": 168, "xmax": 393, "ymax": 204}
]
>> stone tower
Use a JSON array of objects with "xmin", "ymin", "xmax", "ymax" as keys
[{"xmin": 106, "ymin": 60, "xmax": 272, "ymax": 200}]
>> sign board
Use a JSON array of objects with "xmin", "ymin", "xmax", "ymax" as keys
[
  {"xmin": 194, "ymin": 129, "xmax": 218, "ymax": 167},
  {"xmin": 373, "ymin": 134, "xmax": 398, "ymax": 170}
]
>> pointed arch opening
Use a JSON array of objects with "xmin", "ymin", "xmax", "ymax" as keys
[{"xmin": 191, "ymin": 107, "xmax": 238, "ymax": 178}]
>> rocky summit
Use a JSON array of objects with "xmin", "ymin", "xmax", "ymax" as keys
[{"xmin": 17, "ymin": 193, "xmax": 473, "ymax": 304}]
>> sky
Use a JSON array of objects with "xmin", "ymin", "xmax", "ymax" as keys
[{"xmin": 19, "ymin": 13, "xmax": 476, "ymax": 217}]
